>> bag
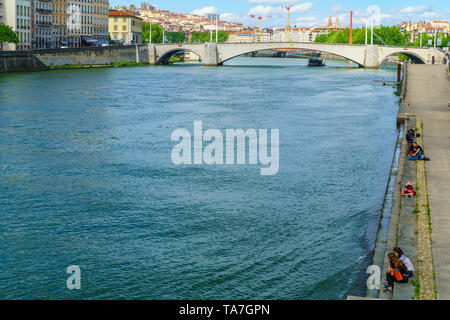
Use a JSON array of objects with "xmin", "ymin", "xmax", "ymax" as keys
[{"xmin": 394, "ymin": 268, "xmax": 403, "ymax": 281}]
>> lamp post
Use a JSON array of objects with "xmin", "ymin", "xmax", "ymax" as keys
[
  {"xmin": 216, "ymin": 15, "xmax": 219, "ymax": 43},
  {"xmin": 149, "ymin": 20, "xmax": 152, "ymax": 44}
]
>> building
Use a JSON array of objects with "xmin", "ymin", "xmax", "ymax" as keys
[
  {"xmin": 401, "ymin": 21, "xmax": 449, "ymax": 44},
  {"xmin": 108, "ymin": 9, "xmax": 142, "ymax": 45},
  {"xmin": 93, "ymin": 0, "xmax": 108, "ymax": 45},
  {"xmin": 32, "ymin": 0, "xmax": 53, "ymax": 49},
  {"xmin": 52, "ymin": 0, "xmax": 67, "ymax": 47},
  {"xmin": 3, "ymin": 0, "xmax": 32, "ymax": 50},
  {"xmin": 431, "ymin": 20, "xmax": 450, "ymax": 33},
  {"xmin": 141, "ymin": 2, "xmax": 155, "ymax": 11},
  {"xmin": 0, "ymin": 0, "xmax": 3, "ymax": 24},
  {"xmin": 67, "ymin": 0, "xmax": 93, "ymax": 47}
]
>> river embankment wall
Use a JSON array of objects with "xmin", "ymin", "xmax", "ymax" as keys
[{"xmin": 0, "ymin": 46, "xmax": 149, "ymax": 72}]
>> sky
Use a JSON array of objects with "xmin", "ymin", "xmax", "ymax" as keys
[{"xmin": 109, "ymin": 0, "xmax": 450, "ymax": 28}]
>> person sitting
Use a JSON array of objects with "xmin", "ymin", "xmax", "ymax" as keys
[
  {"xmin": 383, "ymin": 253, "xmax": 409, "ymax": 294},
  {"xmin": 393, "ymin": 247, "xmax": 414, "ymax": 278},
  {"xmin": 406, "ymin": 129, "xmax": 416, "ymax": 147},
  {"xmin": 408, "ymin": 142, "xmax": 430, "ymax": 161}
]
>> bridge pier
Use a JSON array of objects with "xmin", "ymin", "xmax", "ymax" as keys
[
  {"xmin": 147, "ymin": 44, "xmax": 157, "ymax": 65},
  {"xmin": 363, "ymin": 45, "xmax": 380, "ymax": 69},
  {"xmin": 202, "ymin": 43, "xmax": 219, "ymax": 66}
]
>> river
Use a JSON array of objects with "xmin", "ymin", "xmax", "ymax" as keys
[{"xmin": 0, "ymin": 57, "xmax": 399, "ymax": 299}]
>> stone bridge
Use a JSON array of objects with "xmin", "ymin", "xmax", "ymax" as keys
[
  {"xmin": 1, "ymin": 42, "xmax": 446, "ymax": 72},
  {"xmin": 150, "ymin": 42, "xmax": 445, "ymax": 68}
]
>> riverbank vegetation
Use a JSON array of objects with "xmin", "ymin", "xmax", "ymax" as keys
[{"xmin": 315, "ymin": 25, "xmax": 450, "ymax": 48}]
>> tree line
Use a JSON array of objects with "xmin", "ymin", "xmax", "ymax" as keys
[
  {"xmin": 314, "ymin": 25, "xmax": 449, "ymax": 48},
  {"xmin": 141, "ymin": 22, "xmax": 229, "ymax": 44}
]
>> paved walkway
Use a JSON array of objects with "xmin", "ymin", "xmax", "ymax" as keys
[{"xmin": 405, "ymin": 64, "xmax": 450, "ymax": 300}]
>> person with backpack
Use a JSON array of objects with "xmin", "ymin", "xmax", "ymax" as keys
[{"xmin": 383, "ymin": 253, "xmax": 409, "ymax": 294}]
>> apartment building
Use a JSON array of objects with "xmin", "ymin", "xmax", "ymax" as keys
[
  {"xmin": 32, "ymin": 0, "xmax": 53, "ymax": 49},
  {"xmin": 3, "ymin": 0, "xmax": 32, "ymax": 50},
  {"xmin": 0, "ymin": 0, "xmax": 3, "ymax": 24},
  {"xmin": 67, "ymin": 0, "xmax": 93, "ymax": 47},
  {"xmin": 52, "ymin": 0, "xmax": 67, "ymax": 47},
  {"xmin": 93, "ymin": 0, "xmax": 108, "ymax": 45},
  {"xmin": 108, "ymin": 9, "xmax": 142, "ymax": 45}
]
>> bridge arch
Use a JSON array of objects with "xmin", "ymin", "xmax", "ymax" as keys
[
  {"xmin": 217, "ymin": 43, "xmax": 367, "ymax": 67},
  {"xmin": 379, "ymin": 51, "xmax": 426, "ymax": 65},
  {"xmin": 156, "ymin": 48, "xmax": 205, "ymax": 65}
]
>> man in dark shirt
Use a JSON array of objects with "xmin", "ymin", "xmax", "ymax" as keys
[{"xmin": 406, "ymin": 129, "xmax": 416, "ymax": 145}]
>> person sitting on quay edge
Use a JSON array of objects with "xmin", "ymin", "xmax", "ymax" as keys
[
  {"xmin": 408, "ymin": 142, "xmax": 430, "ymax": 161},
  {"xmin": 383, "ymin": 252, "xmax": 409, "ymax": 294},
  {"xmin": 393, "ymin": 247, "xmax": 414, "ymax": 278},
  {"xmin": 406, "ymin": 129, "xmax": 417, "ymax": 147}
]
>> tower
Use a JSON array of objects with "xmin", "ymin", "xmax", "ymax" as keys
[
  {"xmin": 327, "ymin": 16, "xmax": 332, "ymax": 27},
  {"xmin": 336, "ymin": 15, "xmax": 340, "ymax": 26}
]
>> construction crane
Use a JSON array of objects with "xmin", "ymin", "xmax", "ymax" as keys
[
  {"xmin": 249, "ymin": 14, "xmax": 271, "ymax": 42},
  {"xmin": 282, "ymin": 5, "xmax": 293, "ymax": 42}
]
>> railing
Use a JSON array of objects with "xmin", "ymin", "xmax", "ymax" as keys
[
  {"xmin": 36, "ymin": 8, "xmax": 52, "ymax": 15},
  {"xmin": 35, "ymin": 21, "xmax": 52, "ymax": 26}
]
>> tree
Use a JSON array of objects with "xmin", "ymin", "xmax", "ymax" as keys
[
  {"xmin": 190, "ymin": 31, "xmax": 229, "ymax": 43},
  {"xmin": 314, "ymin": 26, "xmax": 407, "ymax": 46},
  {"xmin": 167, "ymin": 32, "xmax": 187, "ymax": 44},
  {"xmin": 0, "ymin": 23, "xmax": 19, "ymax": 49},
  {"xmin": 142, "ymin": 22, "xmax": 163, "ymax": 43}
]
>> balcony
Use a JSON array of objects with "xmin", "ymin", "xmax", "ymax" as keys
[
  {"xmin": 35, "ymin": 20, "xmax": 52, "ymax": 26},
  {"xmin": 36, "ymin": 8, "xmax": 52, "ymax": 15}
]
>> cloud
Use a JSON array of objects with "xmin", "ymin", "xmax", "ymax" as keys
[
  {"xmin": 295, "ymin": 15, "xmax": 319, "ymax": 27},
  {"xmin": 400, "ymin": 5, "xmax": 429, "ymax": 14},
  {"xmin": 419, "ymin": 11, "xmax": 441, "ymax": 19},
  {"xmin": 191, "ymin": 6, "xmax": 218, "ymax": 16},
  {"xmin": 331, "ymin": 4, "xmax": 342, "ymax": 12},
  {"xmin": 350, "ymin": 5, "xmax": 447, "ymax": 27},
  {"xmin": 247, "ymin": 0, "xmax": 301, "ymax": 4},
  {"xmin": 220, "ymin": 13, "xmax": 241, "ymax": 22},
  {"xmin": 249, "ymin": 5, "xmax": 283, "ymax": 17},
  {"xmin": 291, "ymin": 2, "xmax": 313, "ymax": 13},
  {"xmin": 248, "ymin": 2, "xmax": 313, "ymax": 17}
]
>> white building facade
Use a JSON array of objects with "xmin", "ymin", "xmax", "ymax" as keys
[{"xmin": 3, "ymin": 0, "xmax": 32, "ymax": 50}]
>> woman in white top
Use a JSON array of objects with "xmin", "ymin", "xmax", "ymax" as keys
[{"xmin": 394, "ymin": 247, "xmax": 414, "ymax": 278}]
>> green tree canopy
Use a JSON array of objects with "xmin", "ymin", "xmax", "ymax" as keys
[
  {"xmin": 315, "ymin": 26, "xmax": 408, "ymax": 46},
  {"xmin": 314, "ymin": 25, "xmax": 449, "ymax": 48},
  {"xmin": 142, "ymin": 22, "xmax": 164, "ymax": 43},
  {"xmin": 167, "ymin": 32, "xmax": 187, "ymax": 44},
  {"xmin": 0, "ymin": 23, "xmax": 19, "ymax": 48},
  {"xmin": 190, "ymin": 31, "xmax": 229, "ymax": 43}
]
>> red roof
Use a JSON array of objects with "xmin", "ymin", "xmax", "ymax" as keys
[{"xmin": 109, "ymin": 10, "xmax": 142, "ymax": 19}]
